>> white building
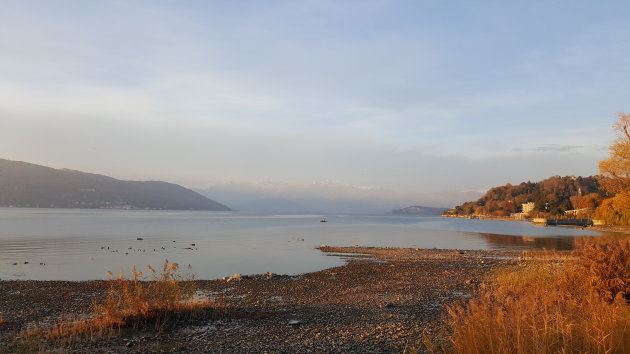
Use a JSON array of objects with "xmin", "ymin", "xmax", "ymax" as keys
[{"xmin": 522, "ymin": 202, "xmax": 535, "ymax": 215}]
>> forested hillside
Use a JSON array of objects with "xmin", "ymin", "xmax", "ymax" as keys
[{"xmin": 445, "ymin": 176, "xmax": 602, "ymax": 217}]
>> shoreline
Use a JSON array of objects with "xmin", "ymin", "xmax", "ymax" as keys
[
  {"xmin": 0, "ymin": 246, "xmax": 526, "ymax": 352},
  {"xmin": 443, "ymin": 215, "xmax": 630, "ymax": 235},
  {"xmin": 589, "ymin": 225, "xmax": 630, "ymax": 235}
]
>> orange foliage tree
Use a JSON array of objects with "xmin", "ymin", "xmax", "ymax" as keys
[
  {"xmin": 570, "ymin": 193, "xmax": 600, "ymax": 210},
  {"xmin": 594, "ymin": 192, "xmax": 630, "ymax": 226},
  {"xmin": 599, "ymin": 112, "xmax": 630, "ymax": 194},
  {"xmin": 596, "ymin": 112, "xmax": 630, "ymax": 225}
]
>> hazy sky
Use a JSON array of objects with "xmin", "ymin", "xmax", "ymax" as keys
[{"xmin": 1, "ymin": 1, "xmax": 628, "ymax": 201}]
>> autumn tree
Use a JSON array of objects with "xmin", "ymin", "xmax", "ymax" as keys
[
  {"xmin": 594, "ymin": 193, "xmax": 630, "ymax": 225},
  {"xmin": 596, "ymin": 112, "xmax": 630, "ymax": 225},
  {"xmin": 599, "ymin": 112, "xmax": 630, "ymax": 194},
  {"xmin": 570, "ymin": 193, "xmax": 600, "ymax": 210}
]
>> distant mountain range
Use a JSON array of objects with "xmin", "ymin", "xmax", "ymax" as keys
[
  {"xmin": 0, "ymin": 159, "xmax": 231, "ymax": 211},
  {"xmin": 392, "ymin": 205, "xmax": 447, "ymax": 216},
  {"xmin": 198, "ymin": 182, "xmax": 476, "ymax": 215}
]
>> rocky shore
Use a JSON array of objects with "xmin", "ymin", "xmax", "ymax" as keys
[{"xmin": 0, "ymin": 247, "xmax": 525, "ymax": 353}]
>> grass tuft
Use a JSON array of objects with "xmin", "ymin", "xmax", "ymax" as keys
[{"xmin": 21, "ymin": 260, "xmax": 218, "ymax": 343}]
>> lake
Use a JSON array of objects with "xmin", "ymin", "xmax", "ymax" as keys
[{"xmin": 0, "ymin": 208, "xmax": 603, "ymax": 281}]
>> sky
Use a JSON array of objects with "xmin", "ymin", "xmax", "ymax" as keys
[{"xmin": 1, "ymin": 0, "xmax": 628, "ymax": 206}]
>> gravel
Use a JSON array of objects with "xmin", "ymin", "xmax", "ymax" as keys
[{"xmin": 0, "ymin": 247, "xmax": 524, "ymax": 353}]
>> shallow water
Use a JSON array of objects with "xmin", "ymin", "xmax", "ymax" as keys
[{"xmin": 0, "ymin": 208, "xmax": 603, "ymax": 281}]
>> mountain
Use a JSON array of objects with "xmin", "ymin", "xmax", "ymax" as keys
[
  {"xmin": 229, "ymin": 197, "xmax": 323, "ymax": 214},
  {"xmin": 392, "ymin": 205, "xmax": 447, "ymax": 216},
  {"xmin": 198, "ymin": 182, "xmax": 476, "ymax": 215},
  {"xmin": 445, "ymin": 175, "xmax": 602, "ymax": 217},
  {"xmin": 0, "ymin": 159, "xmax": 232, "ymax": 211}
]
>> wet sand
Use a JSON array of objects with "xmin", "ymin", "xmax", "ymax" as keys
[{"xmin": 0, "ymin": 246, "xmax": 526, "ymax": 353}]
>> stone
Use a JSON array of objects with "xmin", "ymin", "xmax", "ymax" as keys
[{"xmin": 227, "ymin": 273, "xmax": 243, "ymax": 282}]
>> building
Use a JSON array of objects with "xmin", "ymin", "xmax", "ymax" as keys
[
  {"xmin": 564, "ymin": 208, "xmax": 590, "ymax": 217},
  {"xmin": 521, "ymin": 202, "xmax": 535, "ymax": 215}
]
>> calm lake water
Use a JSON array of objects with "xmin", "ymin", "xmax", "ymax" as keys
[{"xmin": 0, "ymin": 208, "xmax": 603, "ymax": 281}]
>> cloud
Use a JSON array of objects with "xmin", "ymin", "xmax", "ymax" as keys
[
  {"xmin": 0, "ymin": 0, "xmax": 624, "ymax": 198},
  {"xmin": 512, "ymin": 143, "xmax": 610, "ymax": 154},
  {"xmin": 0, "ymin": 82, "xmax": 163, "ymax": 123},
  {"xmin": 534, "ymin": 144, "xmax": 585, "ymax": 152}
]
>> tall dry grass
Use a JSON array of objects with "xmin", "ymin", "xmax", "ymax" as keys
[
  {"xmin": 582, "ymin": 239, "xmax": 630, "ymax": 302},
  {"xmin": 445, "ymin": 239, "xmax": 630, "ymax": 354},
  {"xmin": 22, "ymin": 260, "xmax": 217, "ymax": 343}
]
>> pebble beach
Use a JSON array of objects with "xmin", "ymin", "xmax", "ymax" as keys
[{"xmin": 0, "ymin": 246, "xmax": 526, "ymax": 353}]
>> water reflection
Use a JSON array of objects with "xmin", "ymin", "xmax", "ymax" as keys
[
  {"xmin": 475, "ymin": 233, "xmax": 578, "ymax": 250},
  {"xmin": 474, "ymin": 231, "xmax": 630, "ymax": 250}
]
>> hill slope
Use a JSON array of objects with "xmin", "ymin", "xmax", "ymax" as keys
[
  {"xmin": 0, "ymin": 159, "xmax": 231, "ymax": 210},
  {"xmin": 445, "ymin": 176, "xmax": 602, "ymax": 217}
]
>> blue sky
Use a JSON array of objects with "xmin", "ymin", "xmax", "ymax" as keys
[{"xmin": 1, "ymin": 1, "xmax": 628, "ymax": 205}]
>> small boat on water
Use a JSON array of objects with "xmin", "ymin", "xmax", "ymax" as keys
[{"xmin": 320, "ymin": 218, "xmax": 328, "ymax": 223}]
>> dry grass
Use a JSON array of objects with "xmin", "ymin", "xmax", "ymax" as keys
[
  {"xmin": 520, "ymin": 248, "xmax": 580, "ymax": 261},
  {"xmin": 444, "ymin": 239, "xmax": 630, "ymax": 354},
  {"xmin": 582, "ymin": 239, "xmax": 630, "ymax": 302},
  {"xmin": 22, "ymin": 260, "xmax": 218, "ymax": 343}
]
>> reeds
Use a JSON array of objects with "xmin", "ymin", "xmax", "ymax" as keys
[
  {"xmin": 582, "ymin": 239, "xmax": 630, "ymax": 302},
  {"xmin": 22, "ymin": 260, "xmax": 217, "ymax": 343},
  {"xmin": 445, "ymin": 239, "xmax": 630, "ymax": 353}
]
